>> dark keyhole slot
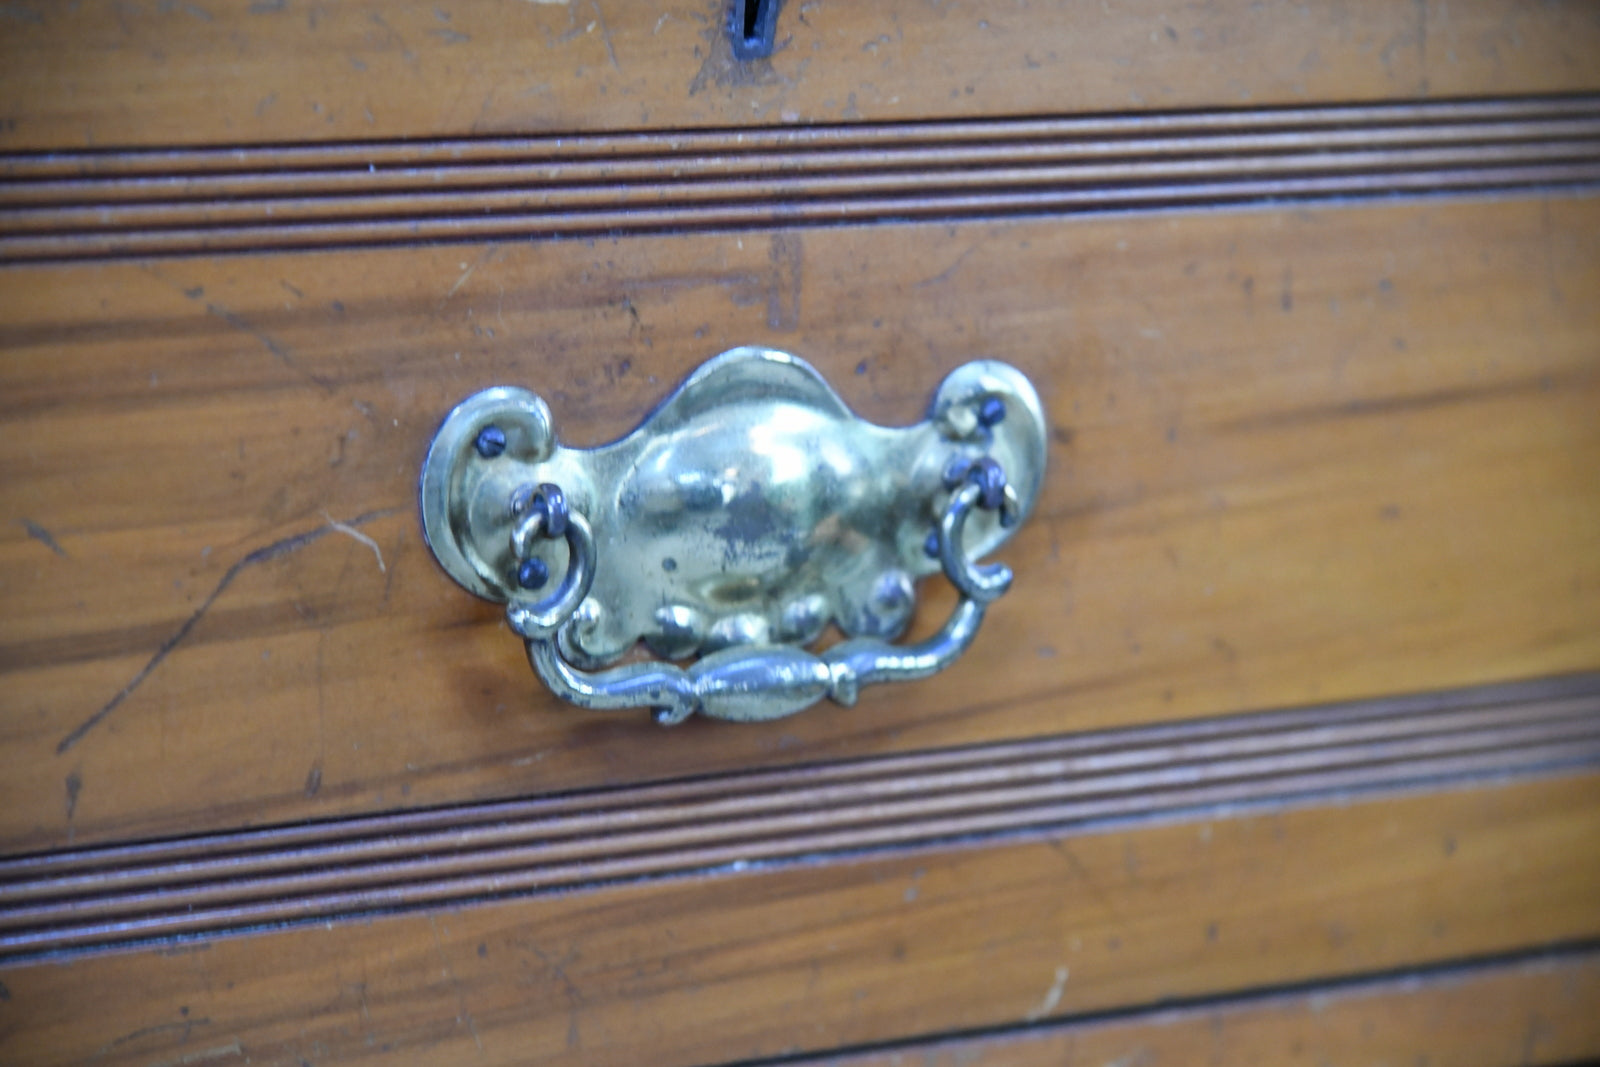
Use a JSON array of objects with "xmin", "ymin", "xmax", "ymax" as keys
[{"xmin": 730, "ymin": 0, "xmax": 780, "ymax": 59}]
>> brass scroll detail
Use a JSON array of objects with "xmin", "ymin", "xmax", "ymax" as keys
[{"xmin": 419, "ymin": 347, "xmax": 1046, "ymax": 724}]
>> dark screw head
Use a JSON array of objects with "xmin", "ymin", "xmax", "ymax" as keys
[
  {"xmin": 516, "ymin": 557, "xmax": 550, "ymax": 590},
  {"xmin": 978, "ymin": 396, "xmax": 1007, "ymax": 428},
  {"xmin": 923, "ymin": 530, "xmax": 942, "ymax": 559},
  {"xmin": 942, "ymin": 455, "xmax": 973, "ymax": 490},
  {"xmin": 475, "ymin": 425, "xmax": 507, "ymax": 459}
]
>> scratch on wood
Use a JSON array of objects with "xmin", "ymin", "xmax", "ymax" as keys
[
  {"xmin": 368, "ymin": 11, "xmax": 419, "ymax": 66},
  {"xmin": 437, "ymin": 245, "xmax": 499, "ymax": 311},
  {"xmin": 56, "ymin": 508, "xmax": 400, "ymax": 755},
  {"xmin": 589, "ymin": 0, "xmax": 620, "ymax": 70},
  {"xmin": 321, "ymin": 510, "xmax": 386, "ymax": 573},
  {"xmin": 767, "ymin": 233, "xmax": 802, "ymax": 331},
  {"xmin": 161, "ymin": 2, "xmax": 216, "ymax": 23},
  {"xmin": 0, "ymin": 4, "xmax": 45, "ymax": 24},
  {"xmin": 203, "ymin": 300, "xmax": 335, "ymax": 393},
  {"xmin": 19, "ymin": 517, "xmax": 68, "ymax": 557},
  {"xmin": 1046, "ymin": 837, "xmax": 1123, "ymax": 922},
  {"xmin": 530, "ymin": 944, "xmax": 586, "ymax": 1051},
  {"xmin": 144, "ymin": 266, "xmax": 335, "ymax": 393},
  {"xmin": 1024, "ymin": 965, "xmax": 1069, "ymax": 1021},
  {"xmin": 64, "ymin": 769, "xmax": 82, "ymax": 826},
  {"xmin": 98, "ymin": 1017, "xmax": 212, "ymax": 1055},
  {"xmin": 144, "ymin": 1039, "xmax": 243, "ymax": 1067},
  {"xmin": 429, "ymin": 917, "xmax": 485, "ymax": 1052},
  {"xmin": 915, "ymin": 247, "xmax": 974, "ymax": 288},
  {"xmin": 623, "ymin": 270, "xmax": 765, "ymax": 306},
  {"xmin": 1218, "ymin": 374, "xmax": 1556, "ymax": 434}
]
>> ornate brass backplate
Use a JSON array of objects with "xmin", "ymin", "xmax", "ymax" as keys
[{"xmin": 420, "ymin": 347, "xmax": 1046, "ymax": 724}]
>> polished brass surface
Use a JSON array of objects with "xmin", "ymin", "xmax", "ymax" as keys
[{"xmin": 420, "ymin": 347, "xmax": 1046, "ymax": 722}]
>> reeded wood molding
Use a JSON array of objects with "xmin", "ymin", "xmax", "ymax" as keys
[
  {"xmin": 2, "ymin": 96, "xmax": 1598, "ymax": 261},
  {"xmin": 777, "ymin": 946, "xmax": 1600, "ymax": 1067},
  {"xmin": 1, "ymin": 673, "xmax": 1597, "ymax": 963}
]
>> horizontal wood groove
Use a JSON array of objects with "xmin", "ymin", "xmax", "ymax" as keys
[
  {"xmin": 2, "ymin": 96, "xmax": 1598, "ymax": 262},
  {"xmin": 763, "ymin": 944, "xmax": 1600, "ymax": 1067},
  {"xmin": 1, "ymin": 673, "xmax": 1596, "ymax": 964}
]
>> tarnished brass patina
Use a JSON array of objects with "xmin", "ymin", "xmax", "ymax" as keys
[{"xmin": 420, "ymin": 347, "xmax": 1045, "ymax": 724}]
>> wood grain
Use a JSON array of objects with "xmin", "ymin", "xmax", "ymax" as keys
[
  {"xmin": 4, "ymin": 3, "xmax": 1595, "ymax": 1061},
  {"xmin": 797, "ymin": 949, "xmax": 1600, "ymax": 1067},
  {"xmin": 2, "ymin": 672, "xmax": 1593, "ymax": 960},
  {"xmin": 2, "ymin": 193, "xmax": 1598, "ymax": 850},
  {"xmin": 2, "ymin": 770, "xmax": 1597, "ymax": 1066},
  {"xmin": 2, "ymin": 1, "xmax": 1599, "ymax": 151},
  {"xmin": 4, "ymin": 96, "xmax": 1599, "ymax": 261}
]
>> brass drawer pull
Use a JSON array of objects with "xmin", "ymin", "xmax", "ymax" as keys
[{"xmin": 420, "ymin": 347, "xmax": 1045, "ymax": 724}]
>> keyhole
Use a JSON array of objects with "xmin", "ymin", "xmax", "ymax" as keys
[{"xmin": 730, "ymin": 0, "xmax": 781, "ymax": 60}]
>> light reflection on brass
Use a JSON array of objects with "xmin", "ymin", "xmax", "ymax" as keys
[{"xmin": 420, "ymin": 347, "xmax": 1045, "ymax": 724}]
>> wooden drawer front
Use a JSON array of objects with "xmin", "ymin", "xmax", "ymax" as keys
[
  {"xmin": 3, "ymin": 2, "xmax": 1600, "ymax": 1063},
  {"xmin": 5, "ymin": 763, "xmax": 1599, "ymax": 1065},
  {"xmin": 804, "ymin": 949, "xmax": 1600, "ymax": 1067},
  {"xmin": 2, "ymin": 1, "xmax": 1598, "ymax": 149},
  {"xmin": 3, "ymin": 191, "xmax": 1598, "ymax": 847}
]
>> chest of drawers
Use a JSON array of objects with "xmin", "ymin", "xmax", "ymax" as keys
[{"xmin": 2, "ymin": 3, "xmax": 1599, "ymax": 1063}]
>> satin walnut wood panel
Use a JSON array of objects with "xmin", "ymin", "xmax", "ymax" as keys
[
  {"xmin": 3, "ymin": 770, "xmax": 1598, "ymax": 1065},
  {"xmin": 3, "ymin": 0, "xmax": 1600, "ymax": 149},
  {"xmin": 5, "ymin": 673, "xmax": 1592, "ymax": 959},
  {"xmin": 801, "ymin": 949, "xmax": 1600, "ymax": 1067},
  {"xmin": 2, "ymin": 194, "xmax": 1598, "ymax": 848}
]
